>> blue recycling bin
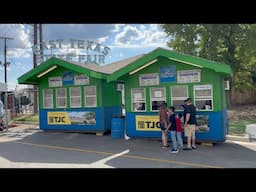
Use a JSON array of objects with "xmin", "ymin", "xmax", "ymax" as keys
[{"xmin": 111, "ymin": 117, "xmax": 124, "ymax": 138}]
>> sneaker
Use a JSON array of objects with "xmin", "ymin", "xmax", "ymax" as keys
[
  {"xmin": 183, "ymin": 147, "xmax": 192, "ymax": 150},
  {"xmin": 170, "ymin": 149, "xmax": 179, "ymax": 153},
  {"xmin": 192, "ymin": 145, "xmax": 197, "ymax": 149},
  {"xmin": 162, "ymin": 144, "xmax": 170, "ymax": 148}
]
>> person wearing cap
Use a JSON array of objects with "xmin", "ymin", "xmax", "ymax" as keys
[{"xmin": 183, "ymin": 98, "xmax": 197, "ymax": 150}]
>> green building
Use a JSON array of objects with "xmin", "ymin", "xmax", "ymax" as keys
[{"xmin": 18, "ymin": 48, "xmax": 232, "ymax": 142}]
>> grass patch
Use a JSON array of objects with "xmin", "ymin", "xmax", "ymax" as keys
[
  {"xmin": 13, "ymin": 114, "xmax": 39, "ymax": 123},
  {"xmin": 228, "ymin": 119, "xmax": 256, "ymax": 135}
]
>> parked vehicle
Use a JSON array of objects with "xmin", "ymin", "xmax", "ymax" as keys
[{"xmin": 0, "ymin": 100, "xmax": 6, "ymax": 131}]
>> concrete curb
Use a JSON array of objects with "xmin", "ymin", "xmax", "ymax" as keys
[{"xmin": 226, "ymin": 134, "xmax": 250, "ymax": 142}]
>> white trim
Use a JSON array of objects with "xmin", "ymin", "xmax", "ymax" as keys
[
  {"xmin": 129, "ymin": 59, "xmax": 158, "ymax": 75},
  {"xmin": 37, "ymin": 65, "xmax": 57, "ymax": 78},
  {"xmin": 169, "ymin": 57, "xmax": 203, "ymax": 68}
]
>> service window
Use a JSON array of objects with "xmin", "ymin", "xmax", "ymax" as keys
[
  {"xmin": 43, "ymin": 89, "xmax": 53, "ymax": 108},
  {"xmin": 171, "ymin": 85, "xmax": 188, "ymax": 110},
  {"xmin": 84, "ymin": 86, "xmax": 96, "ymax": 107},
  {"xmin": 131, "ymin": 88, "xmax": 146, "ymax": 112},
  {"xmin": 150, "ymin": 87, "xmax": 166, "ymax": 111},
  {"xmin": 70, "ymin": 87, "xmax": 81, "ymax": 107},
  {"xmin": 194, "ymin": 85, "xmax": 213, "ymax": 110},
  {"xmin": 56, "ymin": 88, "xmax": 67, "ymax": 108}
]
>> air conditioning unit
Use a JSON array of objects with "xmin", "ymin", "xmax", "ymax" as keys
[
  {"xmin": 224, "ymin": 80, "xmax": 230, "ymax": 90},
  {"xmin": 116, "ymin": 83, "xmax": 124, "ymax": 91}
]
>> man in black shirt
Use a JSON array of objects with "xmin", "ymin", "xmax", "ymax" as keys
[{"xmin": 183, "ymin": 98, "xmax": 197, "ymax": 150}]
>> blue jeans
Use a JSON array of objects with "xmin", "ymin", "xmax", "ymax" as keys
[
  {"xmin": 176, "ymin": 132, "xmax": 183, "ymax": 147},
  {"xmin": 170, "ymin": 130, "xmax": 178, "ymax": 150}
]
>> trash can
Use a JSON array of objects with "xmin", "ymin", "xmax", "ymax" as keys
[{"xmin": 111, "ymin": 116, "xmax": 124, "ymax": 138}]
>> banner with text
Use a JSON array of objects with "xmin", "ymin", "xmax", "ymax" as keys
[
  {"xmin": 136, "ymin": 115, "xmax": 160, "ymax": 131},
  {"xmin": 47, "ymin": 111, "xmax": 96, "ymax": 125}
]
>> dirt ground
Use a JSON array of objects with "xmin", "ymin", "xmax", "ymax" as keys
[{"xmin": 227, "ymin": 104, "xmax": 256, "ymax": 121}]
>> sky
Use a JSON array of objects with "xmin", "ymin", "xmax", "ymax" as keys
[{"xmin": 0, "ymin": 24, "xmax": 172, "ymax": 91}]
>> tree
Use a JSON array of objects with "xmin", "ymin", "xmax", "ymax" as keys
[{"xmin": 162, "ymin": 24, "xmax": 256, "ymax": 94}]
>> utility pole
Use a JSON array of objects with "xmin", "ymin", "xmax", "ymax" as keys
[
  {"xmin": 33, "ymin": 24, "xmax": 38, "ymax": 114},
  {"xmin": 32, "ymin": 24, "xmax": 43, "ymax": 114},
  {"xmin": 39, "ymin": 24, "xmax": 43, "ymax": 61},
  {"xmin": 0, "ymin": 36, "xmax": 13, "ymax": 129}
]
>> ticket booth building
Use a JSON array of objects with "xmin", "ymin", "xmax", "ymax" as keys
[
  {"xmin": 107, "ymin": 48, "xmax": 232, "ymax": 142},
  {"xmin": 17, "ymin": 57, "xmax": 137, "ymax": 132}
]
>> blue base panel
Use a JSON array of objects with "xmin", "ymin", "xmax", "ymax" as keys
[
  {"xmin": 39, "ymin": 106, "xmax": 121, "ymax": 131},
  {"xmin": 125, "ymin": 110, "xmax": 227, "ymax": 142}
]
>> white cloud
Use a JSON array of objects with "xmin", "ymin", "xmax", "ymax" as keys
[
  {"xmin": 43, "ymin": 24, "xmax": 115, "ymax": 41},
  {"xmin": 115, "ymin": 25, "xmax": 144, "ymax": 45},
  {"xmin": 8, "ymin": 48, "xmax": 31, "ymax": 58},
  {"xmin": 98, "ymin": 36, "xmax": 109, "ymax": 44},
  {"xmin": 0, "ymin": 24, "xmax": 32, "ymax": 49},
  {"xmin": 0, "ymin": 24, "xmax": 32, "ymax": 60},
  {"xmin": 113, "ymin": 24, "xmax": 170, "ymax": 49},
  {"xmin": 139, "ymin": 25, "xmax": 146, "ymax": 30},
  {"xmin": 113, "ymin": 24, "xmax": 125, "ymax": 32}
]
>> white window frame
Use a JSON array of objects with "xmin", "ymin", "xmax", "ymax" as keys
[
  {"xmin": 193, "ymin": 84, "xmax": 213, "ymax": 111},
  {"xmin": 170, "ymin": 85, "xmax": 188, "ymax": 111},
  {"xmin": 56, "ymin": 88, "xmax": 67, "ymax": 108},
  {"xmin": 84, "ymin": 86, "xmax": 97, "ymax": 107},
  {"xmin": 70, "ymin": 87, "xmax": 81, "ymax": 108},
  {"xmin": 150, "ymin": 87, "xmax": 166, "ymax": 111},
  {"xmin": 131, "ymin": 88, "xmax": 146, "ymax": 112},
  {"xmin": 43, "ymin": 89, "xmax": 53, "ymax": 108}
]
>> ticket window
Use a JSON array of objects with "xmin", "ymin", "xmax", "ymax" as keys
[
  {"xmin": 150, "ymin": 87, "xmax": 166, "ymax": 111},
  {"xmin": 56, "ymin": 88, "xmax": 67, "ymax": 108},
  {"xmin": 194, "ymin": 85, "xmax": 213, "ymax": 111},
  {"xmin": 131, "ymin": 88, "xmax": 146, "ymax": 112},
  {"xmin": 70, "ymin": 87, "xmax": 81, "ymax": 108},
  {"xmin": 84, "ymin": 86, "xmax": 97, "ymax": 107},
  {"xmin": 171, "ymin": 85, "xmax": 188, "ymax": 111},
  {"xmin": 43, "ymin": 89, "xmax": 53, "ymax": 108}
]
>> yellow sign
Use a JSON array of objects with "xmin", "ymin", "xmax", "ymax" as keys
[
  {"xmin": 136, "ymin": 115, "xmax": 160, "ymax": 131},
  {"xmin": 48, "ymin": 112, "xmax": 71, "ymax": 125}
]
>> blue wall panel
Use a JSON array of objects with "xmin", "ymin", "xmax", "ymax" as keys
[
  {"xmin": 126, "ymin": 111, "xmax": 226, "ymax": 142},
  {"xmin": 39, "ymin": 106, "xmax": 122, "ymax": 132}
]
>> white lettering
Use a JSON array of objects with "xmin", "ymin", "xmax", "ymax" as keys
[{"xmin": 31, "ymin": 39, "xmax": 110, "ymax": 65}]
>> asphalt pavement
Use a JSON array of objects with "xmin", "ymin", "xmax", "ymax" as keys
[{"xmin": 1, "ymin": 124, "xmax": 256, "ymax": 168}]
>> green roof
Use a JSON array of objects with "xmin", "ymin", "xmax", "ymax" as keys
[
  {"xmin": 107, "ymin": 47, "xmax": 232, "ymax": 82},
  {"xmin": 18, "ymin": 57, "xmax": 107, "ymax": 85},
  {"xmin": 18, "ymin": 48, "xmax": 232, "ymax": 85}
]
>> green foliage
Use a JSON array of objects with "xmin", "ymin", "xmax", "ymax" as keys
[
  {"xmin": 13, "ymin": 114, "xmax": 39, "ymax": 123},
  {"xmin": 161, "ymin": 24, "xmax": 256, "ymax": 91},
  {"xmin": 229, "ymin": 119, "xmax": 256, "ymax": 135}
]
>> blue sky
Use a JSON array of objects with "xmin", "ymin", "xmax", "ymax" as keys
[{"xmin": 0, "ymin": 24, "xmax": 171, "ymax": 91}]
